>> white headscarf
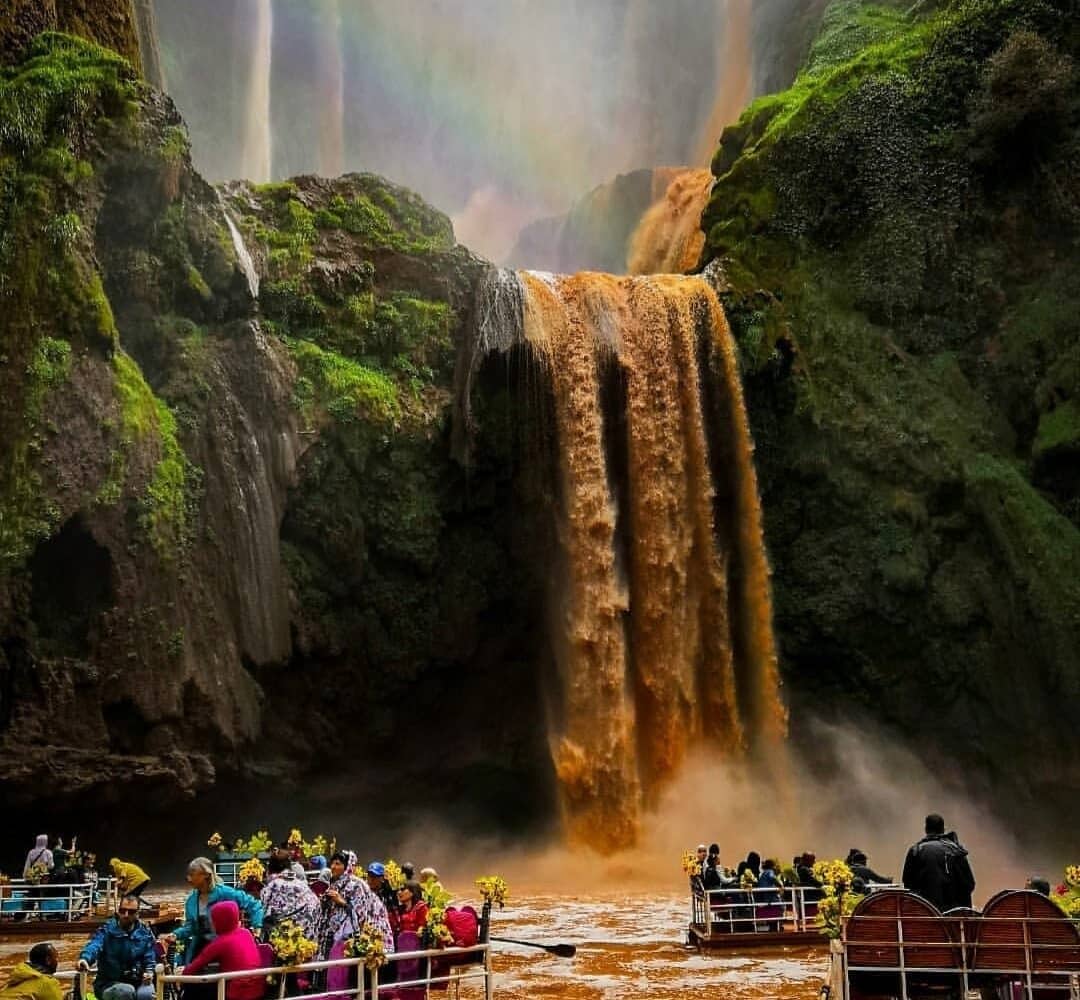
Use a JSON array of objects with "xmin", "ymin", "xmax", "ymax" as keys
[{"xmin": 24, "ymin": 834, "xmax": 54, "ymax": 878}]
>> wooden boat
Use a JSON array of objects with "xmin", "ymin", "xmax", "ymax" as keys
[
  {"xmin": 688, "ymin": 885, "xmax": 828, "ymax": 951},
  {"xmin": 831, "ymin": 887, "xmax": 1080, "ymax": 998},
  {"xmin": 0, "ymin": 877, "xmax": 183, "ymax": 939}
]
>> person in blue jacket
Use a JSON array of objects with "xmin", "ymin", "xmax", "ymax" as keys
[
  {"xmin": 159, "ymin": 857, "xmax": 263, "ymax": 962},
  {"xmin": 78, "ymin": 895, "xmax": 156, "ymax": 1000}
]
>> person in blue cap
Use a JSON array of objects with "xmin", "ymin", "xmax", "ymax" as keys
[{"xmin": 365, "ymin": 862, "xmax": 399, "ymax": 920}]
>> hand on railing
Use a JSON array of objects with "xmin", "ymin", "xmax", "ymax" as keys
[{"xmin": 77, "ymin": 961, "xmax": 89, "ymax": 972}]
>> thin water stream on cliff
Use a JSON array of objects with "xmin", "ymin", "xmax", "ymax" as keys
[{"xmin": 0, "ymin": 888, "xmax": 825, "ymax": 999}]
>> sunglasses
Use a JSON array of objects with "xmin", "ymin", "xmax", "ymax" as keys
[{"xmin": 118, "ymin": 908, "xmax": 139, "ymax": 915}]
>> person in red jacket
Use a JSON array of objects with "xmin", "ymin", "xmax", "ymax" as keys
[
  {"xmin": 181, "ymin": 901, "xmax": 263, "ymax": 1000},
  {"xmin": 395, "ymin": 882, "xmax": 428, "ymax": 939}
]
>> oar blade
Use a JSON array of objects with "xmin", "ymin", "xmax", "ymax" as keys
[{"xmin": 548, "ymin": 943, "xmax": 577, "ymax": 958}]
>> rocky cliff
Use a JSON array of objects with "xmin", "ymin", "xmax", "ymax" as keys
[
  {"xmin": 702, "ymin": 0, "xmax": 1080, "ymax": 837},
  {"xmin": 0, "ymin": 33, "xmax": 554, "ymax": 855},
  {"xmin": 1, "ymin": 0, "xmax": 142, "ymax": 70}
]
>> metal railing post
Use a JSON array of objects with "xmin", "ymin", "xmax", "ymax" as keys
[
  {"xmin": 484, "ymin": 944, "xmax": 493, "ymax": 1000},
  {"xmin": 217, "ymin": 973, "xmax": 226, "ymax": 1000},
  {"xmin": 154, "ymin": 963, "xmax": 164, "ymax": 1000}
]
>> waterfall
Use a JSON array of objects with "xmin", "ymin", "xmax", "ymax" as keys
[
  {"xmin": 225, "ymin": 213, "xmax": 260, "ymax": 300},
  {"xmin": 626, "ymin": 168, "xmax": 713, "ymax": 275},
  {"xmin": 693, "ymin": 0, "xmax": 754, "ymax": 165},
  {"xmin": 239, "ymin": 0, "xmax": 274, "ymax": 183},
  {"xmin": 466, "ymin": 268, "xmax": 786, "ymax": 849},
  {"xmin": 316, "ymin": 0, "xmax": 345, "ymax": 178}
]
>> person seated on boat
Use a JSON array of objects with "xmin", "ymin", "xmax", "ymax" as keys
[
  {"xmin": 795, "ymin": 853, "xmax": 822, "ymax": 902},
  {"xmin": 395, "ymin": 881, "xmax": 429, "ymax": 940},
  {"xmin": 736, "ymin": 852, "xmax": 761, "ymax": 881},
  {"xmin": 78, "ymin": 895, "xmax": 156, "ymax": 1000},
  {"xmin": 847, "ymin": 850, "xmax": 891, "ymax": 886},
  {"xmin": 702, "ymin": 855, "xmax": 735, "ymax": 892},
  {"xmin": 23, "ymin": 835, "xmax": 53, "ymax": 879},
  {"xmin": 179, "ymin": 901, "xmax": 264, "ymax": 1000},
  {"xmin": 260, "ymin": 854, "xmax": 319, "ymax": 939},
  {"xmin": 0, "ymin": 943, "xmax": 62, "ymax": 1000},
  {"xmin": 1026, "ymin": 876, "xmax": 1051, "ymax": 897},
  {"xmin": 110, "ymin": 859, "xmax": 152, "ymax": 905},
  {"xmin": 160, "ymin": 857, "xmax": 264, "ymax": 964},
  {"xmin": 756, "ymin": 859, "xmax": 782, "ymax": 904},
  {"xmin": 365, "ymin": 862, "xmax": 400, "ymax": 920}
]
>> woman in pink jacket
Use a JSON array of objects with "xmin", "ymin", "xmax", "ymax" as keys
[{"xmin": 181, "ymin": 901, "xmax": 264, "ymax": 1000}]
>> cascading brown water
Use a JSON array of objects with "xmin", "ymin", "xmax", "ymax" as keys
[
  {"xmin": 465, "ymin": 269, "xmax": 786, "ymax": 849},
  {"xmin": 626, "ymin": 168, "xmax": 714, "ymax": 276}
]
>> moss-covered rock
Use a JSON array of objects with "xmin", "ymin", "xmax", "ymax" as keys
[
  {"xmin": 0, "ymin": 33, "xmax": 553, "ymax": 851},
  {"xmin": 702, "ymin": 0, "xmax": 1080, "ymax": 830}
]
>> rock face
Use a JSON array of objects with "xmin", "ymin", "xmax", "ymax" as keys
[
  {"xmin": 0, "ymin": 0, "xmax": 142, "ymax": 69},
  {"xmin": 0, "ymin": 34, "xmax": 554, "ymax": 854},
  {"xmin": 702, "ymin": 0, "xmax": 1080, "ymax": 837}
]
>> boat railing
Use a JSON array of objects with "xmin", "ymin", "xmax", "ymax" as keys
[
  {"xmin": 213, "ymin": 861, "xmax": 323, "ymax": 889},
  {"xmin": 838, "ymin": 890, "xmax": 1080, "ymax": 1000},
  {"xmin": 692, "ymin": 885, "xmax": 822, "ymax": 935},
  {"xmin": 0, "ymin": 877, "xmax": 117, "ymax": 921},
  {"xmin": 154, "ymin": 943, "xmax": 494, "ymax": 1000}
]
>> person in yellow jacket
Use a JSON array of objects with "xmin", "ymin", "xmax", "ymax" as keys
[
  {"xmin": 0, "ymin": 944, "xmax": 63, "ymax": 1000},
  {"xmin": 110, "ymin": 859, "xmax": 151, "ymax": 901}
]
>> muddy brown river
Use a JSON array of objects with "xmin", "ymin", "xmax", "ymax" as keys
[{"xmin": 1, "ymin": 888, "xmax": 826, "ymax": 999}]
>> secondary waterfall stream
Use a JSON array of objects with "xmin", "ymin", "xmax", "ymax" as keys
[{"xmin": 465, "ymin": 269, "xmax": 787, "ymax": 849}]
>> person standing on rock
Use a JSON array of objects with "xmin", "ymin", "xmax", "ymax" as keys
[{"xmin": 901, "ymin": 813, "xmax": 976, "ymax": 911}]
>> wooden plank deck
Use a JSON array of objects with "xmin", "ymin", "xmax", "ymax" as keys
[
  {"xmin": 689, "ymin": 922, "xmax": 827, "ymax": 951},
  {"xmin": 0, "ymin": 906, "xmax": 183, "ymax": 939}
]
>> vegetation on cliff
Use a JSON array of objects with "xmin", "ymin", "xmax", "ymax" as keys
[{"xmin": 702, "ymin": 0, "xmax": 1080, "ymax": 817}]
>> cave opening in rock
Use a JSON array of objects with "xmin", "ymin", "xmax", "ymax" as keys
[{"xmin": 29, "ymin": 515, "xmax": 115, "ymax": 658}]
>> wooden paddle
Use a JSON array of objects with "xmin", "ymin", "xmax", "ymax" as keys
[{"xmin": 490, "ymin": 936, "xmax": 577, "ymax": 958}]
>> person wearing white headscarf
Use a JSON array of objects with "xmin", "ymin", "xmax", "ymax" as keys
[{"xmin": 23, "ymin": 836, "xmax": 54, "ymax": 879}]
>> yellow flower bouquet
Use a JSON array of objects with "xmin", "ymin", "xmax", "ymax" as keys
[
  {"xmin": 475, "ymin": 875, "xmax": 508, "ymax": 908},
  {"xmin": 422, "ymin": 906, "xmax": 455, "ymax": 949},
  {"xmin": 383, "ymin": 860, "xmax": 405, "ymax": 891},
  {"xmin": 345, "ymin": 923, "xmax": 388, "ymax": 971},
  {"xmin": 269, "ymin": 920, "xmax": 317, "ymax": 966},
  {"xmin": 238, "ymin": 858, "xmax": 265, "ymax": 883},
  {"xmin": 681, "ymin": 850, "xmax": 702, "ymax": 877}
]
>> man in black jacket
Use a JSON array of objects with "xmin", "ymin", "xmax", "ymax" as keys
[{"xmin": 901, "ymin": 813, "xmax": 976, "ymax": 911}]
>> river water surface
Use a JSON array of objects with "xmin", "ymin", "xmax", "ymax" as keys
[{"xmin": 1, "ymin": 888, "xmax": 826, "ymax": 999}]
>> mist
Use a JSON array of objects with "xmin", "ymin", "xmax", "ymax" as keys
[
  {"xmin": 423, "ymin": 717, "xmax": 1052, "ymax": 905},
  {"xmin": 152, "ymin": 0, "xmax": 809, "ymax": 262}
]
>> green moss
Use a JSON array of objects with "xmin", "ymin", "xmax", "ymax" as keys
[
  {"xmin": 141, "ymin": 398, "xmax": 195, "ymax": 562},
  {"xmin": 185, "ymin": 264, "xmax": 212, "ymax": 302},
  {"xmin": 1034, "ymin": 400, "xmax": 1080, "ymax": 457},
  {"xmin": 108, "ymin": 351, "xmax": 198, "ymax": 560},
  {"xmin": 113, "ymin": 350, "xmax": 159, "ymax": 442},
  {"xmin": 159, "ymin": 125, "xmax": 188, "ymax": 164},
  {"xmin": 288, "ymin": 338, "xmax": 400, "ymax": 428},
  {"xmin": 0, "ymin": 337, "xmax": 72, "ymax": 570},
  {"xmin": 0, "ymin": 32, "xmax": 137, "ymax": 156}
]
